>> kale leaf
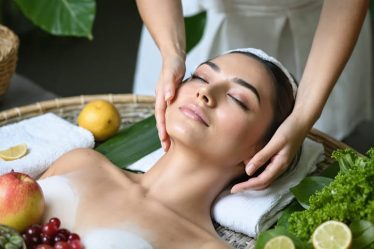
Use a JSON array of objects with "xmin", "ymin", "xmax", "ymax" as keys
[{"xmin": 288, "ymin": 148, "xmax": 374, "ymax": 241}]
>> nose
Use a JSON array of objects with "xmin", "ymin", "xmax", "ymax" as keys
[{"xmin": 196, "ymin": 86, "xmax": 216, "ymax": 107}]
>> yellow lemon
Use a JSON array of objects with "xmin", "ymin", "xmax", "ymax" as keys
[
  {"xmin": 77, "ymin": 100, "xmax": 121, "ymax": 141},
  {"xmin": 0, "ymin": 144, "xmax": 28, "ymax": 161},
  {"xmin": 312, "ymin": 220, "xmax": 352, "ymax": 249},
  {"xmin": 264, "ymin": 235, "xmax": 295, "ymax": 249}
]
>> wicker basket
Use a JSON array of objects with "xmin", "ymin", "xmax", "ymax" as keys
[
  {"xmin": 0, "ymin": 94, "xmax": 349, "ymax": 249},
  {"xmin": 0, "ymin": 24, "xmax": 19, "ymax": 97}
]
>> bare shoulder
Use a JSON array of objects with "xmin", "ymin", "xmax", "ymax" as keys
[
  {"xmin": 39, "ymin": 148, "xmax": 108, "ymax": 179},
  {"xmin": 201, "ymin": 239, "xmax": 232, "ymax": 249}
]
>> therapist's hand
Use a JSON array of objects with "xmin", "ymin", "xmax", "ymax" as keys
[
  {"xmin": 231, "ymin": 114, "xmax": 309, "ymax": 192},
  {"xmin": 155, "ymin": 54, "xmax": 186, "ymax": 151}
]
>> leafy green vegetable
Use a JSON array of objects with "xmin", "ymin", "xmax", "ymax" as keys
[
  {"xmin": 276, "ymin": 201, "xmax": 304, "ymax": 229},
  {"xmin": 290, "ymin": 176, "xmax": 333, "ymax": 209},
  {"xmin": 332, "ymin": 148, "xmax": 368, "ymax": 172},
  {"xmin": 288, "ymin": 148, "xmax": 374, "ymax": 240}
]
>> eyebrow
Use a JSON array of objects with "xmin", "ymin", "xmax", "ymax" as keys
[{"xmin": 199, "ymin": 61, "xmax": 261, "ymax": 104}]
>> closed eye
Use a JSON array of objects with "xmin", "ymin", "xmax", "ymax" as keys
[
  {"xmin": 227, "ymin": 94, "xmax": 249, "ymax": 111},
  {"xmin": 191, "ymin": 73, "xmax": 208, "ymax": 83}
]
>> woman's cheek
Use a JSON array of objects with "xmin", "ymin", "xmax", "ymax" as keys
[{"xmin": 217, "ymin": 111, "xmax": 248, "ymax": 142}]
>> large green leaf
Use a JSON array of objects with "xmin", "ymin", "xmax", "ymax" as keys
[
  {"xmin": 14, "ymin": 0, "xmax": 95, "ymax": 39},
  {"xmin": 95, "ymin": 115, "xmax": 160, "ymax": 169},
  {"xmin": 185, "ymin": 11, "xmax": 206, "ymax": 53},
  {"xmin": 255, "ymin": 227, "xmax": 311, "ymax": 249},
  {"xmin": 350, "ymin": 220, "xmax": 374, "ymax": 249},
  {"xmin": 319, "ymin": 161, "xmax": 340, "ymax": 178},
  {"xmin": 290, "ymin": 176, "xmax": 333, "ymax": 209}
]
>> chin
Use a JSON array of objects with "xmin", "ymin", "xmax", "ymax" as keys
[{"xmin": 167, "ymin": 122, "xmax": 203, "ymax": 146}]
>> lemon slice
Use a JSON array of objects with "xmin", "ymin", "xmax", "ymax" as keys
[
  {"xmin": 264, "ymin": 235, "xmax": 295, "ymax": 249},
  {"xmin": 312, "ymin": 220, "xmax": 352, "ymax": 249},
  {"xmin": 0, "ymin": 144, "xmax": 28, "ymax": 161}
]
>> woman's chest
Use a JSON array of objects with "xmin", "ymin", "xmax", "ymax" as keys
[
  {"xmin": 43, "ymin": 173, "xmax": 215, "ymax": 249},
  {"xmin": 74, "ymin": 186, "xmax": 213, "ymax": 248}
]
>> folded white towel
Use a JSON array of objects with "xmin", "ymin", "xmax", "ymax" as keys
[
  {"xmin": 128, "ymin": 138, "xmax": 324, "ymax": 237},
  {"xmin": 0, "ymin": 113, "xmax": 94, "ymax": 178}
]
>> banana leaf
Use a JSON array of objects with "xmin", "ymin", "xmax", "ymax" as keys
[
  {"xmin": 95, "ymin": 115, "xmax": 160, "ymax": 169},
  {"xmin": 14, "ymin": 0, "xmax": 95, "ymax": 39}
]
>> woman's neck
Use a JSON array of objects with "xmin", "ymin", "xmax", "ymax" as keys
[{"xmin": 138, "ymin": 144, "xmax": 244, "ymax": 233}]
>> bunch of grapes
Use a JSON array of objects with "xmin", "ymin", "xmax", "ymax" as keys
[{"xmin": 21, "ymin": 217, "xmax": 84, "ymax": 249}]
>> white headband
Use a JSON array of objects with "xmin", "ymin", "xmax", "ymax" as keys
[{"xmin": 226, "ymin": 48, "xmax": 298, "ymax": 98}]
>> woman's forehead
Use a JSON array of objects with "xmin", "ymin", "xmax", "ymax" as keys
[{"xmin": 207, "ymin": 53, "xmax": 274, "ymax": 88}]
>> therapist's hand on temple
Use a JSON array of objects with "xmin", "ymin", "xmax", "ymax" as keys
[
  {"xmin": 155, "ymin": 54, "xmax": 186, "ymax": 151},
  {"xmin": 231, "ymin": 114, "xmax": 309, "ymax": 192}
]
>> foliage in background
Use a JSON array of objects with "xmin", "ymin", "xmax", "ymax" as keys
[
  {"xmin": 0, "ymin": 0, "xmax": 207, "ymax": 45},
  {"xmin": 0, "ymin": 0, "xmax": 96, "ymax": 39},
  {"xmin": 185, "ymin": 11, "xmax": 206, "ymax": 53},
  {"xmin": 15, "ymin": 0, "xmax": 95, "ymax": 39}
]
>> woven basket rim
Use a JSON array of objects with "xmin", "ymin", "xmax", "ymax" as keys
[
  {"xmin": 0, "ymin": 94, "xmax": 154, "ymax": 121},
  {"xmin": 0, "ymin": 24, "xmax": 20, "ymax": 97},
  {"xmin": 0, "ymin": 24, "xmax": 19, "ymax": 57},
  {"xmin": 0, "ymin": 93, "xmax": 349, "ymax": 150}
]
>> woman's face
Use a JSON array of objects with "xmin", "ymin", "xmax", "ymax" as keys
[{"xmin": 165, "ymin": 53, "xmax": 275, "ymax": 166}]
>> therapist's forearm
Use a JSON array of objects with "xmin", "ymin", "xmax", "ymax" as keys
[
  {"xmin": 135, "ymin": 0, "xmax": 186, "ymax": 60},
  {"xmin": 293, "ymin": 0, "xmax": 369, "ymax": 129}
]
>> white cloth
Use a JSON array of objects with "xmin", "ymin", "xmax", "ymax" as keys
[
  {"xmin": 0, "ymin": 113, "xmax": 94, "ymax": 178},
  {"xmin": 128, "ymin": 138, "xmax": 324, "ymax": 237},
  {"xmin": 83, "ymin": 229, "xmax": 153, "ymax": 249},
  {"xmin": 133, "ymin": 0, "xmax": 373, "ymax": 139}
]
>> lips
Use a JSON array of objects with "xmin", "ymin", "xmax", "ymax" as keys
[{"xmin": 179, "ymin": 104, "xmax": 209, "ymax": 127}]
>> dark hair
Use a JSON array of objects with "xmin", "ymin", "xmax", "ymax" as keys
[{"xmin": 231, "ymin": 51, "xmax": 296, "ymax": 145}]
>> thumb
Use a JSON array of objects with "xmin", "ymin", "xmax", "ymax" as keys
[{"xmin": 164, "ymin": 81, "xmax": 177, "ymax": 103}]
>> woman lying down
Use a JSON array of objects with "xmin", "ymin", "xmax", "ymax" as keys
[{"xmin": 38, "ymin": 48, "xmax": 297, "ymax": 249}]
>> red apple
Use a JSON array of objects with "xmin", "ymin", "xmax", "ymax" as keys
[{"xmin": 0, "ymin": 171, "xmax": 45, "ymax": 232}]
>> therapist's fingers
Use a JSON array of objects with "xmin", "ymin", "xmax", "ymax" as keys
[
  {"xmin": 155, "ymin": 56, "xmax": 185, "ymax": 151},
  {"xmin": 231, "ymin": 119, "xmax": 308, "ymax": 192},
  {"xmin": 231, "ymin": 151, "xmax": 290, "ymax": 192},
  {"xmin": 155, "ymin": 89, "xmax": 170, "ymax": 151},
  {"xmin": 245, "ymin": 133, "xmax": 287, "ymax": 176}
]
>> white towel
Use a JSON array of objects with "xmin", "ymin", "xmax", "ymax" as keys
[
  {"xmin": 0, "ymin": 113, "xmax": 94, "ymax": 178},
  {"xmin": 128, "ymin": 138, "xmax": 324, "ymax": 237}
]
